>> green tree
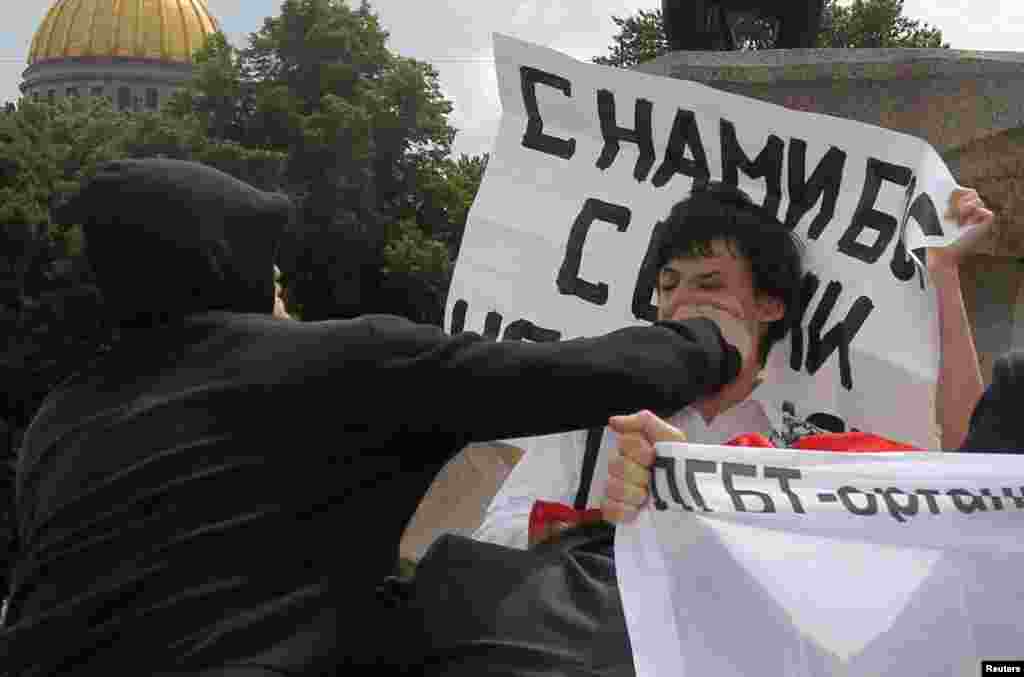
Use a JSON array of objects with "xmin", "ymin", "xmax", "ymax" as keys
[
  {"xmin": 594, "ymin": 0, "xmax": 948, "ymax": 67},
  {"xmin": 164, "ymin": 32, "xmax": 250, "ymax": 144},
  {"xmin": 412, "ymin": 152, "xmax": 489, "ymax": 263},
  {"xmin": 370, "ymin": 151, "xmax": 487, "ymax": 325},
  {"xmin": 592, "ymin": 9, "xmax": 669, "ymax": 68},
  {"xmin": 818, "ymin": 0, "xmax": 948, "ymax": 48},
  {"xmin": 170, "ymin": 0, "xmax": 477, "ymax": 323}
]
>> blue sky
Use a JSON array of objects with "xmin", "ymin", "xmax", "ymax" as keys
[{"xmin": 2, "ymin": 0, "xmax": 1021, "ymax": 159}]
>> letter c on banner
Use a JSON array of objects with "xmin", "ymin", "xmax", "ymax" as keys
[
  {"xmin": 520, "ymin": 66, "xmax": 576, "ymax": 160},
  {"xmin": 557, "ymin": 198, "xmax": 631, "ymax": 306},
  {"xmin": 891, "ymin": 181, "xmax": 945, "ymax": 286}
]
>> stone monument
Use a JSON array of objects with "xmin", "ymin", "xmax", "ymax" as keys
[{"xmin": 662, "ymin": 0, "xmax": 825, "ymax": 51}]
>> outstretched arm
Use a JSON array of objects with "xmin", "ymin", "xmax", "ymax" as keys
[
  {"xmin": 928, "ymin": 188, "xmax": 992, "ymax": 450},
  {"xmin": 365, "ymin": 314, "xmax": 741, "ymax": 444}
]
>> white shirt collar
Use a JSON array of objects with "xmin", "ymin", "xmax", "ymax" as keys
[{"xmin": 670, "ymin": 394, "xmax": 780, "ymax": 444}]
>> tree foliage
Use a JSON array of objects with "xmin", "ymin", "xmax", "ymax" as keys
[
  {"xmin": 593, "ymin": 0, "xmax": 949, "ymax": 67},
  {"xmin": 168, "ymin": 0, "xmax": 479, "ymax": 322},
  {"xmin": 592, "ymin": 9, "xmax": 669, "ymax": 68},
  {"xmin": 818, "ymin": 0, "xmax": 948, "ymax": 48}
]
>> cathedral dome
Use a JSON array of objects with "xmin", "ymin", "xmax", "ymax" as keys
[
  {"xmin": 21, "ymin": 0, "xmax": 221, "ymax": 109},
  {"xmin": 28, "ymin": 0, "xmax": 220, "ymax": 66}
]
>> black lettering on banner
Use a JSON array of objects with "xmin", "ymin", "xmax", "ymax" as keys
[
  {"xmin": 889, "ymin": 175, "xmax": 919, "ymax": 283},
  {"xmin": 948, "ymin": 489, "xmax": 988, "ymax": 514},
  {"xmin": 784, "ymin": 139, "xmax": 846, "ymax": 238},
  {"xmin": 915, "ymin": 489, "xmax": 942, "ymax": 514},
  {"xmin": 501, "ymin": 319, "xmax": 562, "ymax": 342},
  {"xmin": 557, "ymin": 199, "xmax": 631, "ymax": 306},
  {"xmin": 520, "ymin": 66, "xmax": 576, "ymax": 160},
  {"xmin": 722, "ymin": 462, "xmax": 775, "ymax": 513},
  {"xmin": 483, "ymin": 311, "xmax": 503, "ymax": 340},
  {"xmin": 721, "ymin": 119, "xmax": 784, "ymax": 219},
  {"xmin": 837, "ymin": 158, "xmax": 913, "ymax": 264},
  {"xmin": 1002, "ymin": 487, "xmax": 1024, "ymax": 510},
  {"xmin": 837, "ymin": 486, "xmax": 878, "ymax": 516},
  {"xmin": 891, "ymin": 186, "xmax": 945, "ymax": 288},
  {"xmin": 650, "ymin": 456, "xmax": 693, "ymax": 511},
  {"xmin": 651, "ymin": 109, "xmax": 710, "ymax": 188},
  {"xmin": 450, "ymin": 299, "xmax": 469, "ymax": 334},
  {"xmin": 789, "ymin": 272, "xmax": 874, "ymax": 390},
  {"xmin": 449, "ymin": 300, "xmax": 505, "ymax": 340},
  {"xmin": 765, "ymin": 466, "xmax": 805, "ymax": 513},
  {"xmin": 595, "ymin": 90, "xmax": 655, "ymax": 181},
  {"xmin": 980, "ymin": 488, "xmax": 1003, "ymax": 511},
  {"xmin": 685, "ymin": 459, "xmax": 717, "ymax": 512},
  {"xmin": 789, "ymin": 275, "xmax": 816, "ymax": 372},
  {"xmin": 874, "ymin": 488, "xmax": 919, "ymax": 523}
]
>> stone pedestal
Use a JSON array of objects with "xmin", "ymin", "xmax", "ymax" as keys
[{"xmin": 636, "ymin": 48, "xmax": 1024, "ymax": 382}]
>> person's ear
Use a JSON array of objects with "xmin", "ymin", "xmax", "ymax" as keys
[{"xmin": 756, "ymin": 295, "xmax": 785, "ymax": 323}]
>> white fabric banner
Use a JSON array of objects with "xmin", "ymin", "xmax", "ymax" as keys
[
  {"xmin": 449, "ymin": 35, "xmax": 985, "ymax": 449},
  {"xmin": 616, "ymin": 442, "xmax": 1024, "ymax": 676}
]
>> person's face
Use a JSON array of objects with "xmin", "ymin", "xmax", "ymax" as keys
[{"xmin": 655, "ymin": 239, "xmax": 784, "ymax": 362}]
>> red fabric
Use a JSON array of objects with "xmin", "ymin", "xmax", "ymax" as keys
[
  {"xmin": 725, "ymin": 431, "xmax": 922, "ymax": 452},
  {"xmin": 793, "ymin": 431, "xmax": 920, "ymax": 452},
  {"xmin": 529, "ymin": 500, "xmax": 603, "ymax": 543},
  {"xmin": 725, "ymin": 433, "xmax": 775, "ymax": 448}
]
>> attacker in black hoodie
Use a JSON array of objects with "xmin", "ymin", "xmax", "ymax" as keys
[{"xmin": 1, "ymin": 159, "xmax": 745, "ymax": 676}]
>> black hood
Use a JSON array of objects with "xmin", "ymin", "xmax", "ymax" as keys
[{"xmin": 53, "ymin": 159, "xmax": 293, "ymax": 327}]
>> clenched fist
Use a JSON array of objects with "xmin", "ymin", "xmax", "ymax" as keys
[
  {"xmin": 672, "ymin": 300, "xmax": 754, "ymax": 375},
  {"xmin": 601, "ymin": 410, "xmax": 688, "ymax": 524}
]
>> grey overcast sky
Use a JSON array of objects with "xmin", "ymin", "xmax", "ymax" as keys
[{"xmin": 2, "ymin": 1, "xmax": 1022, "ymax": 158}]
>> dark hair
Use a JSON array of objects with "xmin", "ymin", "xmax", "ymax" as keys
[{"xmin": 653, "ymin": 181, "xmax": 804, "ymax": 366}]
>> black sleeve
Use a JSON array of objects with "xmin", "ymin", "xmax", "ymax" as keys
[{"xmin": 361, "ymin": 314, "xmax": 740, "ymax": 443}]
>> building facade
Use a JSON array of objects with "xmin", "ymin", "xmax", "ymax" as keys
[{"xmin": 20, "ymin": 0, "xmax": 220, "ymax": 112}]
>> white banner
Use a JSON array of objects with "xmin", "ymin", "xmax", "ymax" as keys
[
  {"xmin": 448, "ymin": 35, "xmax": 985, "ymax": 448},
  {"xmin": 616, "ymin": 442, "xmax": 1024, "ymax": 676}
]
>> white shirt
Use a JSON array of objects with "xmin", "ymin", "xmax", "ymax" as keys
[{"xmin": 474, "ymin": 397, "xmax": 781, "ymax": 549}]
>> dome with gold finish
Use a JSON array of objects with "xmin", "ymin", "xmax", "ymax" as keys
[
  {"xmin": 21, "ymin": 0, "xmax": 222, "ymax": 111},
  {"xmin": 28, "ymin": 0, "xmax": 220, "ymax": 65}
]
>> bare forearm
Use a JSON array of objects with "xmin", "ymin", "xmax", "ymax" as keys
[{"xmin": 932, "ymin": 266, "xmax": 984, "ymax": 449}]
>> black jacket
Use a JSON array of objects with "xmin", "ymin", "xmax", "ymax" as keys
[{"xmin": 2, "ymin": 160, "xmax": 741, "ymax": 675}]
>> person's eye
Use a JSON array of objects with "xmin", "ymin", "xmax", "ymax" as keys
[{"xmin": 659, "ymin": 283, "xmax": 677, "ymax": 293}]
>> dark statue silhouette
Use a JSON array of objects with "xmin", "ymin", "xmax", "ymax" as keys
[{"xmin": 662, "ymin": 0, "xmax": 825, "ymax": 50}]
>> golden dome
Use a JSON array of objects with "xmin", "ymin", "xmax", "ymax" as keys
[{"xmin": 28, "ymin": 0, "xmax": 221, "ymax": 66}]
